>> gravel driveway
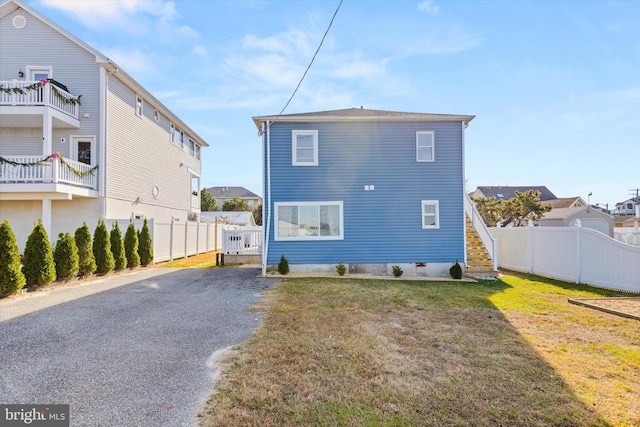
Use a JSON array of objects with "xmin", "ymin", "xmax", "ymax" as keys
[{"xmin": 0, "ymin": 267, "xmax": 279, "ymax": 426}]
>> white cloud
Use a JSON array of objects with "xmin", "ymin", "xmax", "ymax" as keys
[
  {"xmin": 242, "ymin": 30, "xmax": 313, "ymax": 57},
  {"xmin": 417, "ymin": 0, "xmax": 439, "ymax": 15},
  {"xmin": 192, "ymin": 45, "xmax": 209, "ymax": 58},
  {"xmin": 39, "ymin": 0, "xmax": 177, "ymax": 28},
  {"xmin": 100, "ymin": 48, "xmax": 157, "ymax": 76}
]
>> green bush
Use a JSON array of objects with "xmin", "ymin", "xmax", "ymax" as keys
[
  {"xmin": 22, "ymin": 220, "xmax": 56, "ymax": 287},
  {"xmin": 53, "ymin": 232, "xmax": 79, "ymax": 281},
  {"xmin": 392, "ymin": 265, "xmax": 403, "ymax": 278},
  {"xmin": 124, "ymin": 222, "xmax": 140, "ymax": 269},
  {"xmin": 138, "ymin": 218, "xmax": 153, "ymax": 266},
  {"xmin": 450, "ymin": 260, "xmax": 463, "ymax": 279},
  {"xmin": 110, "ymin": 222, "xmax": 127, "ymax": 271},
  {"xmin": 277, "ymin": 255, "xmax": 289, "ymax": 275},
  {"xmin": 93, "ymin": 219, "xmax": 115, "ymax": 275},
  {"xmin": 75, "ymin": 222, "xmax": 96, "ymax": 276},
  {"xmin": 0, "ymin": 219, "xmax": 26, "ymax": 294},
  {"xmin": 336, "ymin": 261, "xmax": 346, "ymax": 276}
]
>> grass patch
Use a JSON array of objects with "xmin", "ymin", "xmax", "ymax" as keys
[
  {"xmin": 155, "ymin": 252, "xmax": 220, "ymax": 268},
  {"xmin": 199, "ymin": 274, "xmax": 639, "ymax": 426}
]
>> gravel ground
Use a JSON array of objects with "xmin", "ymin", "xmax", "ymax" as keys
[{"xmin": 0, "ymin": 267, "xmax": 279, "ymax": 426}]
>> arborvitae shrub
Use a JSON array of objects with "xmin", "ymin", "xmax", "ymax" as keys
[
  {"xmin": 22, "ymin": 220, "xmax": 56, "ymax": 287},
  {"xmin": 93, "ymin": 219, "xmax": 115, "ymax": 275},
  {"xmin": 0, "ymin": 219, "xmax": 26, "ymax": 294},
  {"xmin": 138, "ymin": 218, "xmax": 153, "ymax": 266},
  {"xmin": 110, "ymin": 222, "xmax": 127, "ymax": 271},
  {"xmin": 392, "ymin": 265, "xmax": 403, "ymax": 277},
  {"xmin": 449, "ymin": 260, "xmax": 463, "ymax": 279},
  {"xmin": 336, "ymin": 261, "xmax": 346, "ymax": 276},
  {"xmin": 124, "ymin": 222, "xmax": 140, "ymax": 269},
  {"xmin": 278, "ymin": 255, "xmax": 289, "ymax": 275},
  {"xmin": 53, "ymin": 232, "xmax": 79, "ymax": 281},
  {"xmin": 75, "ymin": 222, "xmax": 96, "ymax": 276}
]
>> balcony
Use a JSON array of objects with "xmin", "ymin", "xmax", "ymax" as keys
[
  {"xmin": 0, "ymin": 155, "xmax": 97, "ymax": 199},
  {"xmin": 0, "ymin": 80, "xmax": 80, "ymax": 128}
]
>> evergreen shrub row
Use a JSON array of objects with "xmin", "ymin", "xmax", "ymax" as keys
[{"xmin": 0, "ymin": 218, "xmax": 153, "ymax": 295}]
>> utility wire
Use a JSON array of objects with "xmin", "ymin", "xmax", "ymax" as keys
[{"xmin": 272, "ymin": 0, "xmax": 344, "ymax": 123}]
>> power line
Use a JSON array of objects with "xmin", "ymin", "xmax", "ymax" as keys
[{"xmin": 272, "ymin": 0, "xmax": 344, "ymax": 122}]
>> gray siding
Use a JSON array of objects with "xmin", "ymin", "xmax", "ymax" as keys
[
  {"xmin": 105, "ymin": 75, "xmax": 198, "ymax": 218},
  {"xmin": 265, "ymin": 120, "xmax": 465, "ymax": 265},
  {"xmin": 0, "ymin": 7, "xmax": 101, "ymax": 161}
]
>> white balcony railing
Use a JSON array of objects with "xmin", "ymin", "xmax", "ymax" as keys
[
  {"xmin": 0, "ymin": 156, "xmax": 97, "ymax": 189},
  {"xmin": 0, "ymin": 80, "xmax": 80, "ymax": 119}
]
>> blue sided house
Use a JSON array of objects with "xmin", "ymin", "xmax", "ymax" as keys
[{"xmin": 252, "ymin": 108, "xmax": 476, "ymax": 276}]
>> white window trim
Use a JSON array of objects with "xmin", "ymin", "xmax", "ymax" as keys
[
  {"xmin": 421, "ymin": 200, "xmax": 439, "ymax": 229},
  {"xmin": 274, "ymin": 201, "xmax": 344, "ymax": 241},
  {"xmin": 70, "ymin": 135, "xmax": 96, "ymax": 166},
  {"xmin": 292, "ymin": 130, "xmax": 318, "ymax": 166},
  {"xmin": 416, "ymin": 131, "xmax": 435, "ymax": 163},
  {"xmin": 26, "ymin": 66, "xmax": 52, "ymax": 80},
  {"xmin": 135, "ymin": 94, "xmax": 143, "ymax": 117}
]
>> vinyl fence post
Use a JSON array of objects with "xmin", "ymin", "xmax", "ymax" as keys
[
  {"xmin": 528, "ymin": 220, "xmax": 534, "ymax": 274},
  {"xmin": 184, "ymin": 220, "xmax": 189, "ymax": 258},
  {"xmin": 575, "ymin": 219, "xmax": 582, "ymax": 284},
  {"xmin": 169, "ymin": 217, "xmax": 175, "ymax": 262}
]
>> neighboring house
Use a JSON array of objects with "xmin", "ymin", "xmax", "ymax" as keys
[
  {"xmin": 542, "ymin": 196, "xmax": 586, "ymax": 209},
  {"xmin": 535, "ymin": 205, "xmax": 614, "ymax": 237},
  {"xmin": 200, "ymin": 211, "xmax": 256, "ymax": 226},
  {"xmin": 252, "ymin": 107, "xmax": 475, "ymax": 276},
  {"xmin": 613, "ymin": 196, "xmax": 640, "ymax": 216},
  {"xmin": 0, "ymin": 0, "xmax": 207, "ymax": 251},
  {"xmin": 205, "ymin": 186, "xmax": 262, "ymax": 211},
  {"xmin": 470, "ymin": 186, "xmax": 557, "ymax": 201}
]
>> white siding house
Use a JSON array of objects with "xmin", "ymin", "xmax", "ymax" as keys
[{"xmin": 0, "ymin": 0, "xmax": 208, "ymax": 251}]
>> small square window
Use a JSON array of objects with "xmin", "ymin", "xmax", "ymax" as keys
[
  {"xmin": 421, "ymin": 200, "xmax": 439, "ymax": 229},
  {"xmin": 416, "ymin": 131, "xmax": 434, "ymax": 162},
  {"xmin": 292, "ymin": 130, "xmax": 318, "ymax": 166}
]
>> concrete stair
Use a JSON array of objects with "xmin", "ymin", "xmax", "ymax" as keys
[{"xmin": 465, "ymin": 216, "xmax": 497, "ymax": 278}]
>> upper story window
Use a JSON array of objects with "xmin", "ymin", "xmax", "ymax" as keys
[
  {"xmin": 153, "ymin": 109, "xmax": 159, "ymax": 123},
  {"xmin": 194, "ymin": 143, "xmax": 201, "ymax": 160},
  {"xmin": 275, "ymin": 201, "xmax": 343, "ymax": 240},
  {"xmin": 416, "ymin": 131, "xmax": 434, "ymax": 162},
  {"xmin": 292, "ymin": 130, "xmax": 318, "ymax": 166},
  {"xmin": 421, "ymin": 200, "xmax": 439, "ymax": 229},
  {"xmin": 188, "ymin": 138, "xmax": 196, "ymax": 157},
  {"xmin": 136, "ymin": 95, "xmax": 143, "ymax": 117},
  {"xmin": 170, "ymin": 123, "xmax": 183, "ymax": 147}
]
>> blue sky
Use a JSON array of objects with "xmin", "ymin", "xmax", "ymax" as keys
[{"xmin": 30, "ymin": 0, "xmax": 639, "ymax": 209}]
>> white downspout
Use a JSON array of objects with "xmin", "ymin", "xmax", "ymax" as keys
[{"xmin": 262, "ymin": 120, "xmax": 272, "ymax": 276}]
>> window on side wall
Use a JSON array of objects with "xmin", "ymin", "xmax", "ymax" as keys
[
  {"xmin": 275, "ymin": 201, "xmax": 343, "ymax": 240},
  {"xmin": 136, "ymin": 95, "xmax": 143, "ymax": 117},
  {"xmin": 416, "ymin": 131, "xmax": 434, "ymax": 162},
  {"xmin": 292, "ymin": 130, "xmax": 318, "ymax": 166},
  {"xmin": 421, "ymin": 200, "xmax": 439, "ymax": 229}
]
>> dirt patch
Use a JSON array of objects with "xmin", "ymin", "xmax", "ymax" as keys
[{"xmin": 569, "ymin": 297, "xmax": 640, "ymax": 320}]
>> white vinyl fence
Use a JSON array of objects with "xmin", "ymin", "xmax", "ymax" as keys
[
  {"xmin": 614, "ymin": 227, "xmax": 640, "ymax": 246},
  {"xmin": 103, "ymin": 219, "xmax": 229, "ymax": 263},
  {"xmin": 492, "ymin": 220, "xmax": 640, "ymax": 293}
]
